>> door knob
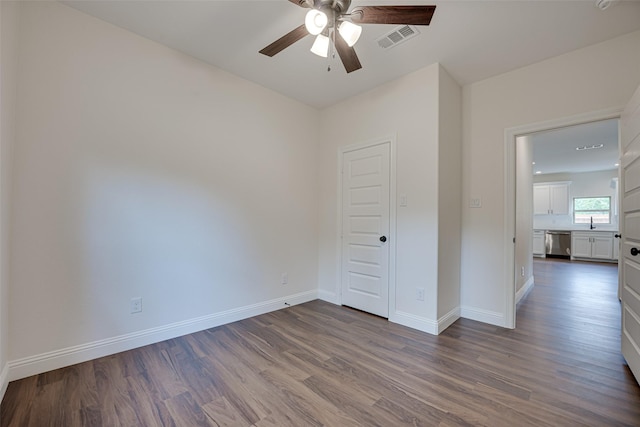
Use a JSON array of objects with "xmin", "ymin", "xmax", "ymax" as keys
[
  {"xmin": 379, "ymin": 236, "xmax": 387, "ymax": 243},
  {"xmin": 632, "ymin": 247, "xmax": 639, "ymax": 256},
  {"xmin": 615, "ymin": 234, "xmax": 622, "ymax": 238}
]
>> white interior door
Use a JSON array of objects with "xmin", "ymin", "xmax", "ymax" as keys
[
  {"xmin": 620, "ymin": 84, "xmax": 640, "ymax": 383},
  {"xmin": 341, "ymin": 142, "xmax": 390, "ymax": 318}
]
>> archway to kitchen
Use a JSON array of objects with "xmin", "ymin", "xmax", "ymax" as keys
[{"xmin": 504, "ymin": 108, "xmax": 622, "ymax": 329}]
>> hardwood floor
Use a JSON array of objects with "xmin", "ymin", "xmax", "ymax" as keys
[{"xmin": 2, "ymin": 258, "xmax": 640, "ymax": 426}]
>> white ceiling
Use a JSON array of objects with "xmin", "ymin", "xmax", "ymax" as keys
[
  {"xmin": 61, "ymin": 0, "xmax": 640, "ymax": 109},
  {"xmin": 531, "ymin": 118, "xmax": 619, "ymax": 175}
]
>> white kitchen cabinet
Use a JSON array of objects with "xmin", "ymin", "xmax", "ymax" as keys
[
  {"xmin": 533, "ymin": 183, "xmax": 570, "ymax": 215},
  {"xmin": 592, "ymin": 236, "xmax": 614, "ymax": 259},
  {"xmin": 533, "ymin": 230, "xmax": 546, "ymax": 257},
  {"xmin": 571, "ymin": 231, "xmax": 614, "ymax": 260},
  {"xmin": 572, "ymin": 234, "xmax": 592, "ymax": 258}
]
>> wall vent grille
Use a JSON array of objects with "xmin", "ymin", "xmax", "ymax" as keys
[{"xmin": 376, "ymin": 25, "xmax": 420, "ymax": 49}]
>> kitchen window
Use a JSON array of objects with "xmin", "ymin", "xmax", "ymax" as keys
[{"xmin": 573, "ymin": 197, "xmax": 611, "ymax": 224}]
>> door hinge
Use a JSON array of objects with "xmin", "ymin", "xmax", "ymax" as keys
[{"xmin": 513, "ymin": 237, "xmax": 516, "ymax": 243}]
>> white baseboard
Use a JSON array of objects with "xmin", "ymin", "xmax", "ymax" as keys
[
  {"xmin": 8, "ymin": 290, "xmax": 317, "ymax": 382},
  {"xmin": 391, "ymin": 311, "xmax": 439, "ymax": 335},
  {"xmin": 0, "ymin": 362, "xmax": 8, "ymax": 403},
  {"xmin": 389, "ymin": 308, "xmax": 461, "ymax": 336},
  {"xmin": 317, "ymin": 289, "xmax": 339, "ymax": 305},
  {"xmin": 515, "ymin": 276, "xmax": 535, "ymax": 305},
  {"xmin": 437, "ymin": 307, "xmax": 461, "ymax": 334},
  {"xmin": 460, "ymin": 305, "xmax": 505, "ymax": 327}
]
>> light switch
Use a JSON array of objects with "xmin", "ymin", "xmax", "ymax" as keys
[
  {"xmin": 399, "ymin": 194, "xmax": 408, "ymax": 207},
  {"xmin": 470, "ymin": 197, "xmax": 482, "ymax": 208}
]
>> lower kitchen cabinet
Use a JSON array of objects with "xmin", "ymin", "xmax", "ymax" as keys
[
  {"xmin": 533, "ymin": 230, "xmax": 545, "ymax": 257},
  {"xmin": 571, "ymin": 231, "xmax": 614, "ymax": 260}
]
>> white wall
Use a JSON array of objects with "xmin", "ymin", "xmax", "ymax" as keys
[
  {"xmin": 437, "ymin": 69, "xmax": 462, "ymax": 320},
  {"xmin": 8, "ymin": 1, "xmax": 320, "ymax": 378},
  {"xmin": 318, "ymin": 63, "xmax": 461, "ymax": 333},
  {"xmin": 461, "ymin": 30, "xmax": 640, "ymax": 326},
  {"xmin": 318, "ymin": 63, "xmax": 439, "ymax": 325},
  {"xmin": 515, "ymin": 136, "xmax": 533, "ymax": 297},
  {"xmin": 0, "ymin": 0, "xmax": 19, "ymax": 399},
  {"xmin": 533, "ymin": 170, "xmax": 619, "ymax": 231}
]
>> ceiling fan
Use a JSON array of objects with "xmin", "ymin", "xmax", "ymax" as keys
[{"xmin": 259, "ymin": 0, "xmax": 436, "ymax": 73}]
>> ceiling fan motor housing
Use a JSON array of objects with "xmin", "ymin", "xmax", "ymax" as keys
[{"xmin": 316, "ymin": 0, "xmax": 351, "ymax": 15}]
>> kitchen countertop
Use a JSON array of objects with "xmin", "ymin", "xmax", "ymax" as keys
[{"xmin": 534, "ymin": 228, "xmax": 618, "ymax": 233}]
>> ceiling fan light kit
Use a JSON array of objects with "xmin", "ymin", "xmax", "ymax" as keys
[
  {"xmin": 311, "ymin": 33, "xmax": 330, "ymax": 57},
  {"xmin": 338, "ymin": 21, "xmax": 362, "ymax": 47},
  {"xmin": 305, "ymin": 9, "xmax": 328, "ymax": 35},
  {"xmin": 259, "ymin": 0, "xmax": 436, "ymax": 73}
]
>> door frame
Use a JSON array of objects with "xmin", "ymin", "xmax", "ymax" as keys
[
  {"xmin": 504, "ymin": 107, "xmax": 622, "ymax": 329},
  {"xmin": 337, "ymin": 136, "xmax": 397, "ymax": 315}
]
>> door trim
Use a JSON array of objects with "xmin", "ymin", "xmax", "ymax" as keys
[
  {"xmin": 337, "ymin": 136, "xmax": 397, "ymax": 316},
  {"xmin": 504, "ymin": 107, "xmax": 622, "ymax": 329}
]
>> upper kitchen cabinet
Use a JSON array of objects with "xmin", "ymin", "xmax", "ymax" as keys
[{"xmin": 533, "ymin": 182, "xmax": 570, "ymax": 215}]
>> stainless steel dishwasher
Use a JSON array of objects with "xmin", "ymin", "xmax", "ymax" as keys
[{"xmin": 545, "ymin": 231, "xmax": 571, "ymax": 258}]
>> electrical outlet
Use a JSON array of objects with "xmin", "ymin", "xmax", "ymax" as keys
[
  {"xmin": 521, "ymin": 266, "xmax": 525, "ymax": 277},
  {"xmin": 130, "ymin": 297, "xmax": 142, "ymax": 314},
  {"xmin": 416, "ymin": 287, "xmax": 425, "ymax": 301},
  {"xmin": 281, "ymin": 272, "xmax": 288, "ymax": 285}
]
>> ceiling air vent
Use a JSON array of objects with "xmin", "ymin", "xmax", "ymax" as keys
[{"xmin": 376, "ymin": 25, "xmax": 420, "ymax": 49}]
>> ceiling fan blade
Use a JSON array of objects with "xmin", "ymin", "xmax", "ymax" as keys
[
  {"xmin": 288, "ymin": 0, "xmax": 312, "ymax": 8},
  {"xmin": 259, "ymin": 24, "xmax": 309, "ymax": 57},
  {"xmin": 334, "ymin": 35, "xmax": 362, "ymax": 73},
  {"xmin": 350, "ymin": 5, "xmax": 436, "ymax": 25}
]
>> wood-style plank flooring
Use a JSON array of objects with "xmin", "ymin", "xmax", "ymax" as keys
[{"xmin": 2, "ymin": 258, "xmax": 640, "ymax": 426}]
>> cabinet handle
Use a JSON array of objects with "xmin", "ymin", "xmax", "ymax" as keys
[
  {"xmin": 632, "ymin": 247, "xmax": 639, "ymax": 257},
  {"xmin": 615, "ymin": 234, "xmax": 622, "ymax": 238}
]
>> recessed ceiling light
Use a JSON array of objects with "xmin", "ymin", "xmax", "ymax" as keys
[
  {"xmin": 595, "ymin": 0, "xmax": 616, "ymax": 10},
  {"xmin": 615, "ymin": 163, "xmax": 620, "ymax": 167},
  {"xmin": 532, "ymin": 162, "xmax": 536, "ymax": 165},
  {"xmin": 576, "ymin": 144, "xmax": 604, "ymax": 151},
  {"xmin": 535, "ymin": 171, "xmax": 542, "ymax": 174}
]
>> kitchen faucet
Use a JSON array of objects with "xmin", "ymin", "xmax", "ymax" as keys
[{"xmin": 590, "ymin": 216, "xmax": 596, "ymax": 230}]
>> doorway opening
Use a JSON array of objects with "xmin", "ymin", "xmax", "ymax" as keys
[{"xmin": 504, "ymin": 108, "xmax": 622, "ymax": 328}]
